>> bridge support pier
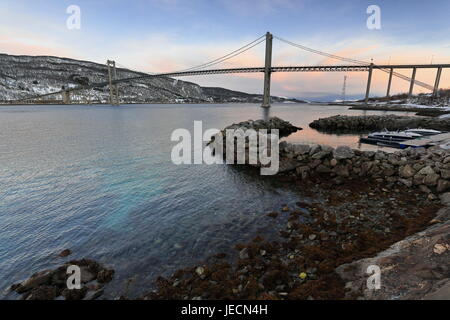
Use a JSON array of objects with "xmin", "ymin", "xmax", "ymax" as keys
[
  {"xmin": 433, "ymin": 67, "xmax": 442, "ymax": 97},
  {"xmin": 107, "ymin": 60, "xmax": 119, "ymax": 105},
  {"xmin": 386, "ymin": 68, "xmax": 393, "ymax": 98},
  {"xmin": 408, "ymin": 67, "xmax": 417, "ymax": 99},
  {"xmin": 261, "ymin": 32, "xmax": 273, "ymax": 108},
  {"xmin": 365, "ymin": 63, "xmax": 374, "ymax": 105},
  {"xmin": 62, "ymin": 90, "xmax": 71, "ymax": 104}
]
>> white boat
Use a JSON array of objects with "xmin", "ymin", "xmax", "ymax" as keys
[
  {"xmin": 405, "ymin": 128, "xmax": 442, "ymax": 136},
  {"xmin": 369, "ymin": 130, "xmax": 422, "ymax": 140}
]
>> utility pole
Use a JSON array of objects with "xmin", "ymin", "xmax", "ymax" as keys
[
  {"xmin": 107, "ymin": 60, "xmax": 119, "ymax": 105},
  {"xmin": 261, "ymin": 32, "xmax": 273, "ymax": 108}
]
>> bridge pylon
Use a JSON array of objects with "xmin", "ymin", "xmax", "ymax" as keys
[
  {"xmin": 261, "ymin": 32, "xmax": 273, "ymax": 108},
  {"xmin": 62, "ymin": 88, "xmax": 71, "ymax": 104},
  {"xmin": 107, "ymin": 60, "xmax": 119, "ymax": 105}
]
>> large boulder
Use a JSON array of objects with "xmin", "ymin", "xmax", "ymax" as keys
[
  {"xmin": 333, "ymin": 146, "xmax": 355, "ymax": 160},
  {"xmin": 399, "ymin": 164, "xmax": 416, "ymax": 179},
  {"xmin": 336, "ymin": 217, "xmax": 450, "ymax": 300}
]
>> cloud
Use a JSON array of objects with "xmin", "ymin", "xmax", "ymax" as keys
[{"xmin": 219, "ymin": 0, "xmax": 301, "ymax": 16}]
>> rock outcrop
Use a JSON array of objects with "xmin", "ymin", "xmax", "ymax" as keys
[
  {"xmin": 309, "ymin": 115, "xmax": 450, "ymax": 132},
  {"xmin": 209, "ymin": 117, "xmax": 301, "ymax": 171},
  {"xmin": 9, "ymin": 259, "xmax": 114, "ymax": 300},
  {"xmin": 335, "ymin": 206, "xmax": 450, "ymax": 300},
  {"xmin": 279, "ymin": 142, "xmax": 450, "ymax": 196}
]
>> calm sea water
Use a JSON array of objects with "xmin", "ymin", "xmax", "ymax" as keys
[{"xmin": 0, "ymin": 103, "xmax": 416, "ymax": 298}]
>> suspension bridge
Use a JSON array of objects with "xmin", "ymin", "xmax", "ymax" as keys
[{"xmin": 12, "ymin": 32, "xmax": 450, "ymax": 107}]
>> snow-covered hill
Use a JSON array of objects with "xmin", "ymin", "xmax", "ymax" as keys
[{"xmin": 0, "ymin": 53, "xmax": 303, "ymax": 104}]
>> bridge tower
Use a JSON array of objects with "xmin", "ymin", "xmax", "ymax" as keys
[
  {"xmin": 62, "ymin": 87, "xmax": 71, "ymax": 104},
  {"xmin": 341, "ymin": 75, "xmax": 347, "ymax": 102},
  {"xmin": 261, "ymin": 32, "xmax": 273, "ymax": 108},
  {"xmin": 107, "ymin": 60, "xmax": 119, "ymax": 105}
]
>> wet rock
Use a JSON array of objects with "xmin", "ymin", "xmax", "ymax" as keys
[
  {"xmin": 333, "ymin": 165, "xmax": 350, "ymax": 177},
  {"xmin": 316, "ymin": 164, "xmax": 331, "ymax": 173},
  {"xmin": 399, "ymin": 164, "xmax": 415, "ymax": 179},
  {"xmin": 437, "ymin": 179, "xmax": 450, "ymax": 193},
  {"xmin": 97, "ymin": 269, "xmax": 115, "ymax": 284},
  {"xmin": 195, "ymin": 267, "xmax": 205, "ymax": 276},
  {"xmin": 336, "ymin": 220, "xmax": 450, "ymax": 300},
  {"xmin": 308, "ymin": 234, "xmax": 317, "ymax": 241},
  {"xmin": 62, "ymin": 287, "xmax": 88, "ymax": 300},
  {"xmin": 10, "ymin": 259, "xmax": 114, "ymax": 300},
  {"xmin": 309, "ymin": 144, "xmax": 321, "ymax": 155},
  {"xmin": 399, "ymin": 179, "xmax": 413, "ymax": 188},
  {"xmin": 25, "ymin": 286, "xmax": 58, "ymax": 300},
  {"xmin": 424, "ymin": 173, "xmax": 440, "ymax": 186},
  {"xmin": 312, "ymin": 151, "xmax": 331, "ymax": 160},
  {"xmin": 418, "ymin": 166, "xmax": 435, "ymax": 176},
  {"xmin": 15, "ymin": 270, "xmax": 53, "ymax": 294},
  {"xmin": 239, "ymin": 248, "xmax": 249, "ymax": 260},
  {"xmin": 292, "ymin": 144, "xmax": 310, "ymax": 155},
  {"xmin": 333, "ymin": 146, "xmax": 355, "ymax": 160},
  {"xmin": 58, "ymin": 249, "xmax": 71, "ymax": 258},
  {"xmin": 440, "ymin": 192, "xmax": 450, "ymax": 205},
  {"xmin": 419, "ymin": 185, "xmax": 432, "ymax": 194},
  {"xmin": 80, "ymin": 266, "xmax": 96, "ymax": 283},
  {"xmin": 84, "ymin": 289, "xmax": 104, "ymax": 300}
]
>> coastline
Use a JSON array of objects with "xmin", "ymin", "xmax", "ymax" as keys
[
  {"xmin": 6, "ymin": 115, "xmax": 450, "ymax": 300},
  {"xmin": 143, "ymin": 139, "xmax": 450, "ymax": 300}
]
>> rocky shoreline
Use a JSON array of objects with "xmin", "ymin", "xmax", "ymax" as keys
[
  {"xmin": 310, "ymin": 115, "xmax": 450, "ymax": 133},
  {"xmin": 8, "ymin": 117, "xmax": 450, "ymax": 300},
  {"xmin": 143, "ymin": 119, "xmax": 450, "ymax": 300},
  {"xmin": 8, "ymin": 258, "xmax": 114, "ymax": 300},
  {"xmin": 348, "ymin": 105, "xmax": 450, "ymax": 117}
]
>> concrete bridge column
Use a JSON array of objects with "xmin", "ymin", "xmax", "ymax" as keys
[
  {"xmin": 408, "ymin": 67, "xmax": 417, "ymax": 99},
  {"xmin": 433, "ymin": 67, "xmax": 442, "ymax": 97},
  {"xmin": 62, "ymin": 90, "xmax": 71, "ymax": 104},
  {"xmin": 386, "ymin": 68, "xmax": 393, "ymax": 98},
  {"xmin": 261, "ymin": 32, "xmax": 273, "ymax": 108},
  {"xmin": 107, "ymin": 60, "xmax": 119, "ymax": 105},
  {"xmin": 365, "ymin": 63, "xmax": 374, "ymax": 105}
]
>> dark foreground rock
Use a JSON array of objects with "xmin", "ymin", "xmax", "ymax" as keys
[
  {"xmin": 143, "ymin": 179, "xmax": 441, "ymax": 300},
  {"xmin": 336, "ymin": 205, "xmax": 450, "ymax": 300},
  {"xmin": 309, "ymin": 115, "xmax": 450, "ymax": 133},
  {"xmin": 212, "ymin": 117, "xmax": 301, "ymax": 139},
  {"xmin": 9, "ymin": 259, "xmax": 114, "ymax": 300}
]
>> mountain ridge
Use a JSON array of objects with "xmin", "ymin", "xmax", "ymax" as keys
[{"xmin": 0, "ymin": 53, "xmax": 305, "ymax": 104}]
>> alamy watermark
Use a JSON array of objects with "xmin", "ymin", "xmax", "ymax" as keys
[
  {"xmin": 66, "ymin": 5, "xmax": 81, "ymax": 30},
  {"xmin": 66, "ymin": 265, "xmax": 81, "ymax": 290},
  {"xmin": 170, "ymin": 121, "xmax": 280, "ymax": 175},
  {"xmin": 366, "ymin": 5, "xmax": 381, "ymax": 30},
  {"xmin": 366, "ymin": 265, "xmax": 381, "ymax": 290}
]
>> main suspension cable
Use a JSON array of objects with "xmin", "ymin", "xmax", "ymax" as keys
[{"xmin": 275, "ymin": 35, "xmax": 434, "ymax": 91}]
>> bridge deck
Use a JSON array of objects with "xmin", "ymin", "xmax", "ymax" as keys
[{"xmin": 13, "ymin": 63, "xmax": 450, "ymax": 102}]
